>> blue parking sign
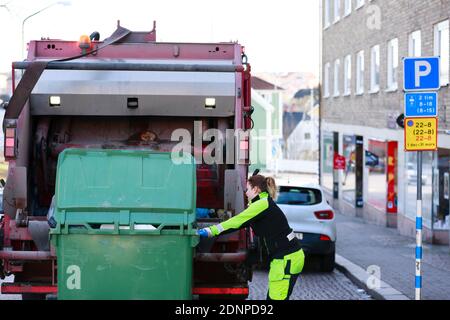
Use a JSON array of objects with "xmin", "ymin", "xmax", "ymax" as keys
[
  {"xmin": 404, "ymin": 92, "xmax": 438, "ymax": 117},
  {"xmin": 404, "ymin": 57, "xmax": 440, "ymax": 91}
]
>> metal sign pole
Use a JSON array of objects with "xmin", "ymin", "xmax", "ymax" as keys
[
  {"xmin": 404, "ymin": 56, "xmax": 440, "ymax": 301},
  {"xmin": 415, "ymin": 151, "xmax": 423, "ymax": 300}
]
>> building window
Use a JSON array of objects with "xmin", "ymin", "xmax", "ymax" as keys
[
  {"xmin": 370, "ymin": 45, "xmax": 380, "ymax": 93},
  {"xmin": 355, "ymin": 0, "xmax": 364, "ymax": 9},
  {"xmin": 387, "ymin": 38, "xmax": 398, "ymax": 91},
  {"xmin": 342, "ymin": 135, "xmax": 356, "ymax": 204},
  {"xmin": 433, "ymin": 149, "xmax": 450, "ymax": 230},
  {"xmin": 405, "ymin": 152, "xmax": 434, "ymax": 228},
  {"xmin": 324, "ymin": 0, "xmax": 331, "ymax": 28},
  {"xmin": 305, "ymin": 133, "xmax": 311, "ymax": 140},
  {"xmin": 334, "ymin": 59, "xmax": 341, "ymax": 97},
  {"xmin": 322, "ymin": 131, "xmax": 334, "ymax": 191},
  {"xmin": 344, "ymin": 54, "xmax": 352, "ymax": 96},
  {"xmin": 324, "ymin": 62, "xmax": 331, "ymax": 97},
  {"xmin": 344, "ymin": 0, "xmax": 352, "ymax": 17},
  {"xmin": 261, "ymin": 93, "xmax": 272, "ymax": 103},
  {"xmin": 434, "ymin": 20, "xmax": 450, "ymax": 86},
  {"xmin": 408, "ymin": 30, "xmax": 422, "ymax": 57},
  {"xmin": 356, "ymin": 50, "xmax": 365, "ymax": 94},
  {"xmin": 334, "ymin": 0, "xmax": 341, "ymax": 23}
]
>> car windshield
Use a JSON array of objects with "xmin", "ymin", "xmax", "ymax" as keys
[{"xmin": 276, "ymin": 186, "xmax": 322, "ymax": 206}]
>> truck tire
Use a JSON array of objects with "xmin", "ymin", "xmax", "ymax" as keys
[{"xmin": 320, "ymin": 253, "xmax": 335, "ymax": 273}]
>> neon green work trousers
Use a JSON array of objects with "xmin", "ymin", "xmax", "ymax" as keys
[{"xmin": 267, "ymin": 248, "xmax": 305, "ymax": 300}]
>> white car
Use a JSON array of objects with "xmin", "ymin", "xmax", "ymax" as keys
[{"xmin": 276, "ymin": 184, "xmax": 337, "ymax": 272}]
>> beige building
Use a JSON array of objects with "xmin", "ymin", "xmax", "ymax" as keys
[{"xmin": 320, "ymin": 0, "xmax": 450, "ymax": 244}]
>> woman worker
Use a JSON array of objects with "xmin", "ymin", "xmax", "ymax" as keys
[{"xmin": 197, "ymin": 173, "xmax": 305, "ymax": 300}]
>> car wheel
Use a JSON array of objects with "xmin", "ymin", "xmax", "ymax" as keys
[{"xmin": 320, "ymin": 252, "xmax": 335, "ymax": 272}]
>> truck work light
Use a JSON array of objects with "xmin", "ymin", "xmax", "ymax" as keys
[
  {"xmin": 205, "ymin": 98, "xmax": 216, "ymax": 109},
  {"xmin": 49, "ymin": 96, "xmax": 61, "ymax": 107}
]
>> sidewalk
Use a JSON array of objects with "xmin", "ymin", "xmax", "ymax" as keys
[{"xmin": 334, "ymin": 210, "xmax": 450, "ymax": 300}]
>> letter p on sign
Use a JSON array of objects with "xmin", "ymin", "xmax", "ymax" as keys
[
  {"xmin": 415, "ymin": 61, "xmax": 431, "ymax": 87},
  {"xmin": 404, "ymin": 57, "xmax": 440, "ymax": 91}
]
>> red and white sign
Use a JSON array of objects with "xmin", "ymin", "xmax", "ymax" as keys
[{"xmin": 333, "ymin": 153, "xmax": 346, "ymax": 170}]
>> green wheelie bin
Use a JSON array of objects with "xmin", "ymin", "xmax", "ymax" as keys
[{"xmin": 49, "ymin": 149, "xmax": 199, "ymax": 300}]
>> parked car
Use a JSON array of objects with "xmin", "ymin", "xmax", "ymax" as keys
[{"xmin": 276, "ymin": 184, "xmax": 337, "ymax": 272}]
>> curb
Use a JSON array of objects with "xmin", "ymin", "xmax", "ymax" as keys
[{"xmin": 335, "ymin": 254, "xmax": 410, "ymax": 300}]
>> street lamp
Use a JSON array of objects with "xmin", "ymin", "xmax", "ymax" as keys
[{"xmin": 21, "ymin": 1, "xmax": 71, "ymax": 59}]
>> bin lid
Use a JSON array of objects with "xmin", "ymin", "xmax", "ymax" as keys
[{"xmin": 54, "ymin": 149, "xmax": 196, "ymax": 226}]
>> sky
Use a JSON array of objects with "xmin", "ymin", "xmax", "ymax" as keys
[{"xmin": 0, "ymin": 0, "xmax": 319, "ymax": 75}]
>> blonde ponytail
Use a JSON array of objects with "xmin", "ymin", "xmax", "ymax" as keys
[
  {"xmin": 248, "ymin": 174, "xmax": 278, "ymax": 199},
  {"xmin": 265, "ymin": 177, "xmax": 277, "ymax": 200}
]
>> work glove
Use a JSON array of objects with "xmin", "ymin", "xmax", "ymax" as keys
[{"xmin": 197, "ymin": 228, "xmax": 213, "ymax": 238}]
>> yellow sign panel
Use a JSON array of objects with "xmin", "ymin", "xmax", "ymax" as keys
[{"xmin": 404, "ymin": 117, "xmax": 438, "ymax": 151}]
